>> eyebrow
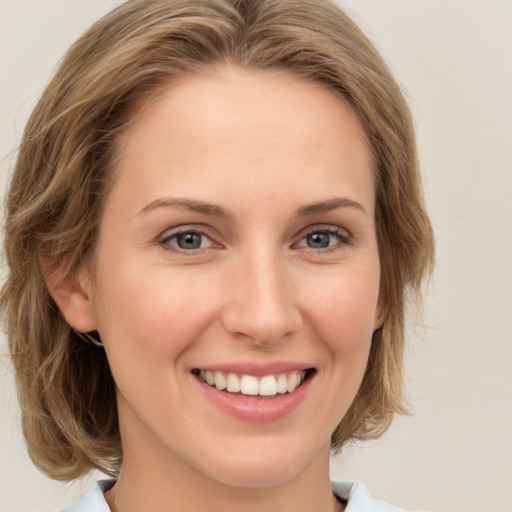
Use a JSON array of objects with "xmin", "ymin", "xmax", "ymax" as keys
[
  {"xmin": 296, "ymin": 197, "xmax": 368, "ymax": 217},
  {"xmin": 138, "ymin": 197, "xmax": 232, "ymax": 218},
  {"xmin": 138, "ymin": 196, "xmax": 367, "ymax": 219}
]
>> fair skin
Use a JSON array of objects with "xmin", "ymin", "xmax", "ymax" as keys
[{"xmin": 51, "ymin": 67, "xmax": 381, "ymax": 512}]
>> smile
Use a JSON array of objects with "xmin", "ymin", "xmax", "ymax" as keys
[
  {"xmin": 197, "ymin": 370, "xmax": 308, "ymax": 397},
  {"xmin": 192, "ymin": 366, "xmax": 315, "ymax": 422}
]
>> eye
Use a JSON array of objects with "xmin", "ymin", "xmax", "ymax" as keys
[
  {"xmin": 296, "ymin": 227, "xmax": 350, "ymax": 251},
  {"xmin": 161, "ymin": 229, "xmax": 214, "ymax": 251}
]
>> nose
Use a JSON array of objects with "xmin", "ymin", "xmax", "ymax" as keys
[{"xmin": 221, "ymin": 249, "xmax": 302, "ymax": 347}]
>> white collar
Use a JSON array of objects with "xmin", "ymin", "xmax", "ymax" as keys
[{"xmin": 61, "ymin": 479, "xmax": 415, "ymax": 511}]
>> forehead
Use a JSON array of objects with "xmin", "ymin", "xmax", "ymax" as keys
[
  {"xmin": 109, "ymin": 66, "xmax": 375, "ymax": 216},
  {"xmin": 124, "ymin": 67, "xmax": 368, "ymax": 144}
]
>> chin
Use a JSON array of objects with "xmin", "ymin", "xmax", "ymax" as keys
[
  {"xmin": 193, "ymin": 436, "xmax": 328, "ymax": 489},
  {"xmin": 206, "ymin": 462, "xmax": 303, "ymax": 489}
]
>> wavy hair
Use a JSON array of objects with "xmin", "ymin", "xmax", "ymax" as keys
[{"xmin": 1, "ymin": 0, "xmax": 434, "ymax": 480}]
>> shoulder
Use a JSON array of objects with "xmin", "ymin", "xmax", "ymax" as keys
[
  {"xmin": 59, "ymin": 480, "xmax": 114, "ymax": 512},
  {"xmin": 332, "ymin": 481, "xmax": 422, "ymax": 512}
]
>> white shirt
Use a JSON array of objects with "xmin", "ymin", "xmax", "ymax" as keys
[{"xmin": 60, "ymin": 480, "xmax": 416, "ymax": 511}]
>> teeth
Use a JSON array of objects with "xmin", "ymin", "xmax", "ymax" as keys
[
  {"xmin": 214, "ymin": 371, "xmax": 226, "ymax": 391},
  {"xmin": 240, "ymin": 375, "xmax": 259, "ymax": 395},
  {"xmin": 226, "ymin": 373, "xmax": 241, "ymax": 392},
  {"xmin": 259, "ymin": 375, "xmax": 277, "ymax": 396},
  {"xmin": 276, "ymin": 374, "xmax": 288, "ymax": 394},
  {"xmin": 198, "ymin": 370, "xmax": 307, "ymax": 396},
  {"xmin": 287, "ymin": 372, "xmax": 298, "ymax": 393}
]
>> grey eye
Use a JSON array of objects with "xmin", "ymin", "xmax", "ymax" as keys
[
  {"xmin": 306, "ymin": 232, "xmax": 332, "ymax": 248},
  {"xmin": 161, "ymin": 228, "xmax": 215, "ymax": 253},
  {"xmin": 296, "ymin": 228, "xmax": 349, "ymax": 251},
  {"xmin": 175, "ymin": 232, "xmax": 204, "ymax": 250}
]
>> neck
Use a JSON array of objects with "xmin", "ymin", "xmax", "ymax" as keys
[
  {"xmin": 106, "ymin": 469, "xmax": 343, "ymax": 512},
  {"xmin": 105, "ymin": 407, "xmax": 342, "ymax": 512}
]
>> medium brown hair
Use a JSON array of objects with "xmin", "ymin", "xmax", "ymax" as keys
[{"xmin": 1, "ymin": 0, "xmax": 434, "ymax": 480}]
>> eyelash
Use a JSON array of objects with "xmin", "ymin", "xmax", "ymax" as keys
[
  {"xmin": 294, "ymin": 226, "xmax": 351, "ymax": 254},
  {"xmin": 159, "ymin": 227, "xmax": 217, "ymax": 254},
  {"xmin": 158, "ymin": 225, "xmax": 351, "ymax": 255}
]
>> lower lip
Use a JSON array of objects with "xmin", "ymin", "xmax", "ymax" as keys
[{"xmin": 195, "ymin": 374, "xmax": 313, "ymax": 423}]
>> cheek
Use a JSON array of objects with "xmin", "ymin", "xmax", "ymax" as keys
[
  {"xmin": 294, "ymin": 268, "xmax": 379, "ymax": 433},
  {"xmin": 300, "ymin": 266, "xmax": 380, "ymax": 345},
  {"xmin": 92, "ymin": 264, "xmax": 219, "ymax": 381}
]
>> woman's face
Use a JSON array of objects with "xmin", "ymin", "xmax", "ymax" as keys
[{"xmin": 80, "ymin": 67, "xmax": 381, "ymax": 487}]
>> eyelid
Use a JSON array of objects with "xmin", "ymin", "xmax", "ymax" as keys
[
  {"xmin": 296, "ymin": 224, "xmax": 351, "ymax": 240},
  {"xmin": 158, "ymin": 224, "xmax": 222, "ymax": 253},
  {"xmin": 293, "ymin": 224, "xmax": 351, "ymax": 251}
]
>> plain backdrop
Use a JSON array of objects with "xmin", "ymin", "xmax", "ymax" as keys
[{"xmin": 1, "ymin": 1, "xmax": 511, "ymax": 511}]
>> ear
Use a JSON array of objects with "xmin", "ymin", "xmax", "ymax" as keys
[
  {"xmin": 373, "ymin": 300, "xmax": 386, "ymax": 330},
  {"xmin": 43, "ymin": 259, "xmax": 98, "ymax": 333}
]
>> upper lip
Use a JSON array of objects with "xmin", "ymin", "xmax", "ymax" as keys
[{"xmin": 191, "ymin": 361, "xmax": 314, "ymax": 377}]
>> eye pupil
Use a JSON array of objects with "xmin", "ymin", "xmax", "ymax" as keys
[
  {"xmin": 177, "ymin": 232, "xmax": 202, "ymax": 249},
  {"xmin": 307, "ymin": 232, "xmax": 330, "ymax": 248}
]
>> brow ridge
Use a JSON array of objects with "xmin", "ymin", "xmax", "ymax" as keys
[
  {"xmin": 139, "ymin": 196, "xmax": 366, "ymax": 219},
  {"xmin": 296, "ymin": 197, "xmax": 367, "ymax": 217},
  {"xmin": 139, "ymin": 197, "xmax": 231, "ymax": 218}
]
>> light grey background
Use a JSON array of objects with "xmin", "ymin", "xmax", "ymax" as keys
[{"xmin": 1, "ymin": 1, "xmax": 511, "ymax": 511}]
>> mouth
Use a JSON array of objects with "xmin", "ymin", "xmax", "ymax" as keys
[{"xmin": 192, "ymin": 368, "xmax": 315, "ymax": 399}]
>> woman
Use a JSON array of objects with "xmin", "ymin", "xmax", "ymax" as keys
[{"xmin": 0, "ymin": 0, "xmax": 434, "ymax": 510}]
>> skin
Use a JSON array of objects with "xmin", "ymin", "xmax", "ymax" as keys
[{"xmin": 52, "ymin": 66, "xmax": 382, "ymax": 512}]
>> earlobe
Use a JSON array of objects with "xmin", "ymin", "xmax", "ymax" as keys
[
  {"xmin": 374, "ymin": 302, "xmax": 386, "ymax": 330},
  {"xmin": 43, "ymin": 260, "xmax": 98, "ymax": 333}
]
